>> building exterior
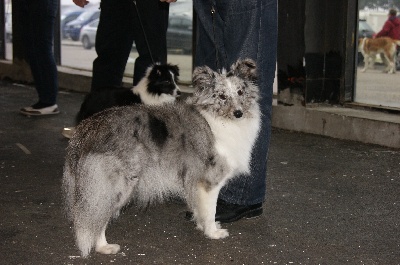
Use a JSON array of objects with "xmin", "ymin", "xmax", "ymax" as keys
[{"xmin": 0, "ymin": 0, "xmax": 399, "ymax": 147}]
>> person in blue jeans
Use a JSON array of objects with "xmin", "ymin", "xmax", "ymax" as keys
[
  {"xmin": 193, "ymin": 0, "xmax": 278, "ymax": 222},
  {"xmin": 20, "ymin": 0, "xmax": 60, "ymax": 116}
]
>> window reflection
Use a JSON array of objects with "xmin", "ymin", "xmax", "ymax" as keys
[{"xmin": 356, "ymin": 3, "xmax": 400, "ymax": 109}]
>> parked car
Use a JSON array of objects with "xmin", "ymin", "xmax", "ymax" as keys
[
  {"xmin": 61, "ymin": 10, "xmax": 84, "ymax": 39},
  {"xmin": 77, "ymin": 13, "xmax": 193, "ymax": 54},
  {"xmin": 358, "ymin": 19, "xmax": 375, "ymax": 38},
  {"xmin": 358, "ymin": 19, "xmax": 375, "ymax": 65},
  {"xmin": 64, "ymin": 9, "xmax": 100, "ymax": 41},
  {"xmin": 80, "ymin": 19, "xmax": 99, "ymax": 49},
  {"xmin": 167, "ymin": 14, "xmax": 192, "ymax": 54}
]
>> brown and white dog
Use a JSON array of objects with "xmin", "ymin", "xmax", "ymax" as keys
[{"xmin": 358, "ymin": 37, "xmax": 400, "ymax": 74}]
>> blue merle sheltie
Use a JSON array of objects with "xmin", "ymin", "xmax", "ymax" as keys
[{"xmin": 63, "ymin": 59, "xmax": 260, "ymax": 257}]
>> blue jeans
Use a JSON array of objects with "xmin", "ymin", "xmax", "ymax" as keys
[
  {"xmin": 193, "ymin": 0, "xmax": 278, "ymax": 205},
  {"xmin": 21, "ymin": 0, "xmax": 59, "ymax": 106}
]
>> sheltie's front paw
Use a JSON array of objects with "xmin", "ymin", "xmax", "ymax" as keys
[
  {"xmin": 95, "ymin": 243, "xmax": 120, "ymax": 255},
  {"xmin": 205, "ymin": 228, "xmax": 229, "ymax": 239},
  {"xmin": 196, "ymin": 223, "xmax": 204, "ymax": 231}
]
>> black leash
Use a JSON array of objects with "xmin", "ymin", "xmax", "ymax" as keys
[
  {"xmin": 132, "ymin": 0, "xmax": 155, "ymax": 64},
  {"xmin": 209, "ymin": 1, "xmax": 226, "ymax": 71},
  {"xmin": 210, "ymin": 4, "xmax": 220, "ymax": 70}
]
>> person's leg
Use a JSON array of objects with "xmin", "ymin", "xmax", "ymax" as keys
[
  {"xmin": 91, "ymin": 0, "xmax": 135, "ymax": 90},
  {"xmin": 194, "ymin": 0, "xmax": 277, "ymax": 209},
  {"xmin": 218, "ymin": 0, "xmax": 278, "ymax": 206},
  {"xmin": 132, "ymin": 0, "xmax": 169, "ymax": 85},
  {"xmin": 22, "ymin": 0, "xmax": 59, "ymax": 107},
  {"xmin": 193, "ymin": 0, "xmax": 226, "ymax": 71}
]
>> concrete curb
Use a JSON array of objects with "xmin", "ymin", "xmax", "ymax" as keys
[{"xmin": 272, "ymin": 105, "xmax": 400, "ymax": 148}]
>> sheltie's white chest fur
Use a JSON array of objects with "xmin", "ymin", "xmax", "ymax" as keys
[{"xmin": 201, "ymin": 105, "xmax": 261, "ymax": 175}]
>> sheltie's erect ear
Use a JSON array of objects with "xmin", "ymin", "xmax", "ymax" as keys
[
  {"xmin": 228, "ymin": 58, "xmax": 258, "ymax": 82},
  {"xmin": 192, "ymin": 64, "xmax": 216, "ymax": 92}
]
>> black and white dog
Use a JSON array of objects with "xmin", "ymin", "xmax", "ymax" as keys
[{"xmin": 75, "ymin": 63, "xmax": 181, "ymax": 124}]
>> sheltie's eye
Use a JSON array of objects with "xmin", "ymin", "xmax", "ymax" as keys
[
  {"xmin": 219, "ymin": 94, "xmax": 227, "ymax": 100},
  {"xmin": 237, "ymin": 90, "xmax": 243, "ymax": 96}
]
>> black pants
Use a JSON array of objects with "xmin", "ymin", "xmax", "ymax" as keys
[
  {"xmin": 92, "ymin": 0, "xmax": 169, "ymax": 90},
  {"xmin": 20, "ymin": 0, "xmax": 59, "ymax": 105}
]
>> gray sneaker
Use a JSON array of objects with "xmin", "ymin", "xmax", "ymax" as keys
[{"xmin": 20, "ymin": 104, "xmax": 60, "ymax": 116}]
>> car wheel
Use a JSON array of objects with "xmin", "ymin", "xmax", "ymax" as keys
[
  {"xmin": 396, "ymin": 51, "xmax": 400, "ymax": 70},
  {"xmin": 82, "ymin": 36, "xmax": 92, "ymax": 50}
]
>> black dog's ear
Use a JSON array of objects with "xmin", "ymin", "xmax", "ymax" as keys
[
  {"xmin": 192, "ymin": 65, "xmax": 216, "ymax": 88},
  {"xmin": 229, "ymin": 58, "xmax": 257, "ymax": 82},
  {"xmin": 148, "ymin": 63, "xmax": 161, "ymax": 77},
  {"xmin": 168, "ymin": 64, "xmax": 180, "ymax": 77}
]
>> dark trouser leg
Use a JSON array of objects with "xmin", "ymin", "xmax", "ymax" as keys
[
  {"xmin": 194, "ymin": 0, "xmax": 278, "ymax": 205},
  {"xmin": 92, "ymin": 0, "xmax": 169, "ymax": 90},
  {"xmin": 91, "ymin": 0, "xmax": 135, "ymax": 91},
  {"xmin": 22, "ymin": 0, "xmax": 59, "ymax": 106},
  {"xmin": 133, "ymin": 0, "xmax": 169, "ymax": 85}
]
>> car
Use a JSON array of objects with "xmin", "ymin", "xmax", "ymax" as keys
[
  {"xmin": 64, "ymin": 9, "xmax": 100, "ymax": 41},
  {"xmin": 61, "ymin": 10, "xmax": 84, "ymax": 39},
  {"xmin": 167, "ymin": 14, "xmax": 192, "ymax": 54},
  {"xmin": 358, "ymin": 19, "xmax": 375, "ymax": 65},
  {"xmin": 80, "ymin": 19, "xmax": 99, "ymax": 49},
  {"xmin": 358, "ymin": 19, "xmax": 375, "ymax": 38},
  {"xmin": 76, "ymin": 13, "xmax": 193, "ymax": 54}
]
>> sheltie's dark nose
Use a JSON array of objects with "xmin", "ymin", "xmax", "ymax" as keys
[
  {"xmin": 233, "ymin": 110, "xmax": 243, "ymax": 118},
  {"xmin": 176, "ymin": 90, "xmax": 181, "ymax": 97}
]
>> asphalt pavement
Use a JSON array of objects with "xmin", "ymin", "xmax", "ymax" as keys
[{"xmin": 0, "ymin": 80, "xmax": 399, "ymax": 264}]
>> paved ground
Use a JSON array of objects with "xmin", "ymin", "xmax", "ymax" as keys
[
  {"xmin": 356, "ymin": 64, "xmax": 400, "ymax": 109},
  {"xmin": 0, "ymin": 81, "xmax": 399, "ymax": 264}
]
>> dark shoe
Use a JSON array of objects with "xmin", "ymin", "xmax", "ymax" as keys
[
  {"xmin": 185, "ymin": 199, "xmax": 263, "ymax": 224},
  {"xmin": 215, "ymin": 199, "xmax": 263, "ymax": 223}
]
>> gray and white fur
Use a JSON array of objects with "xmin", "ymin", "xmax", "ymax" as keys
[{"xmin": 62, "ymin": 58, "xmax": 261, "ymax": 257}]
